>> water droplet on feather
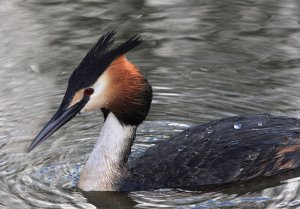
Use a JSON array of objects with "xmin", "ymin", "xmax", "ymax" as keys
[{"xmin": 233, "ymin": 123, "xmax": 242, "ymax": 129}]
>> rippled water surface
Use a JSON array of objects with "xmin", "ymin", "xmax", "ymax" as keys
[{"xmin": 2, "ymin": 0, "xmax": 300, "ymax": 208}]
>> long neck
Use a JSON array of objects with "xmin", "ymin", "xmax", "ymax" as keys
[{"xmin": 78, "ymin": 113, "xmax": 136, "ymax": 191}]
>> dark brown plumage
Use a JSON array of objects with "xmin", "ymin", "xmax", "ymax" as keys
[{"xmin": 120, "ymin": 114, "xmax": 300, "ymax": 191}]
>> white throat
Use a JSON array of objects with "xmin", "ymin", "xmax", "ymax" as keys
[{"xmin": 78, "ymin": 113, "xmax": 136, "ymax": 191}]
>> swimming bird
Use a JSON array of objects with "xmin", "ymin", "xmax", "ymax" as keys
[{"xmin": 28, "ymin": 32, "xmax": 300, "ymax": 191}]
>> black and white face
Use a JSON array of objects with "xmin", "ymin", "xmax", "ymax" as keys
[
  {"xmin": 28, "ymin": 33, "xmax": 152, "ymax": 152},
  {"xmin": 66, "ymin": 70, "xmax": 110, "ymax": 113}
]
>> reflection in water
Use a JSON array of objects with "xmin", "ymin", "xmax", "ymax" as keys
[
  {"xmin": 263, "ymin": 177, "xmax": 300, "ymax": 208},
  {"xmin": 2, "ymin": 0, "xmax": 300, "ymax": 208},
  {"xmin": 83, "ymin": 191, "xmax": 137, "ymax": 209}
]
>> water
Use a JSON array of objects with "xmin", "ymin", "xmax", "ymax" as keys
[{"xmin": 1, "ymin": 0, "xmax": 300, "ymax": 208}]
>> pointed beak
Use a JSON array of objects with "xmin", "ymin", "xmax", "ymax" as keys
[{"xmin": 27, "ymin": 95, "xmax": 90, "ymax": 152}]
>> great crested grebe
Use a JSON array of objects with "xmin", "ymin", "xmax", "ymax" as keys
[{"xmin": 28, "ymin": 32, "xmax": 300, "ymax": 191}]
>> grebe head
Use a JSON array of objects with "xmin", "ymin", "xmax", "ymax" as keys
[{"xmin": 28, "ymin": 32, "xmax": 152, "ymax": 152}]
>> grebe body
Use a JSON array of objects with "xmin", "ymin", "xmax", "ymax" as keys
[
  {"xmin": 125, "ymin": 114, "xmax": 300, "ymax": 191},
  {"xmin": 28, "ymin": 32, "xmax": 300, "ymax": 191}
]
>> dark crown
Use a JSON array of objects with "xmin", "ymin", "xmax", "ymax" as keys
[{"xmin": 60, "ymin": 32, "xmax": 142, "ymax": 109}]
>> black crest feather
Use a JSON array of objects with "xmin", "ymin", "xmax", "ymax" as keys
[{"xmin": 60, "ymin": 32, "xmax": 142, "ymax": 109}]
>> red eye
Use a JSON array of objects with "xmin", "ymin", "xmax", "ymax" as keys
[{"xmin": 84, "ymin": 88, "xmax": 94, "ymax": 96}]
